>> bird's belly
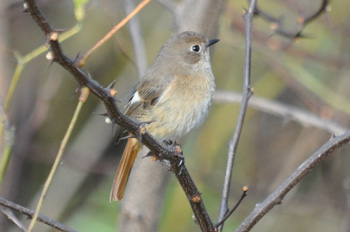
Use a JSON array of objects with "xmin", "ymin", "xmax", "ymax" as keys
[{"xmin": 141, "ymin": 87, "xmax": 212, "ymax": 141}]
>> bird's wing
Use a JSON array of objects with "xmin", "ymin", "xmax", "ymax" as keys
[{"xmin": 125, "ymin": 76, "xmax": 173, "ymax": 118}]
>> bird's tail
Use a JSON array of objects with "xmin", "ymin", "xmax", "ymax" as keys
[{"xmin": 110, "ymin": 137, "xmax": 141, "ymax": 201}]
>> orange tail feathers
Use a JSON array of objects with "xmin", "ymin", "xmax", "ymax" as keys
[{"xmin": 110, "ymin": 138, "xmax": 141, "ymax": 202}]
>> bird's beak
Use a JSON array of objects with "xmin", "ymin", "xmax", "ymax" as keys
[{"xmin": 206, "ymin": 39, "xmax": 220, "ymax": 47}]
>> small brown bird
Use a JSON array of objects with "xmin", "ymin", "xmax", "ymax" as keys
[{"xmin": 110, "ymin": 31, "xmax": 219, "ymax": 201}]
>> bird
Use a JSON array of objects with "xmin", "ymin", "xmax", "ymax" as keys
[{"xmin": 110, "ymin": 31, "xmax": 219, "ymax": 201}]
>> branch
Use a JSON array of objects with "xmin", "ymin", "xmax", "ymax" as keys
[
  {"xmin": 23, "ymin": 1, "xmax": 214, "ymax": 231},
  {"xmin": 1, "ymin": 208, "xmax": 27, "ymax": 232},
  {"xmin": 0, "ymin": 197, "xmax": 76, "ymax": 232},
  {"xmin": 254, "ymin": 0, "xmax": 330, "ymax": 39},
  {"xmin": 235, "ymin": 131, "xmax": 350, "ymax": 232},
  {"xmin": 78, "ymin": 0, "xmax": 151, "ymax": 66},
  {"xmin": 215, "ymin": 186, "xmax": 248, "ymax": 228},
  {"xmin": 213, "ymin": 91, "xmax": 347, "ymax": 135},
  {"xmin": 217, "ymin": 0, "xmax": 257, "ymax": 230}
]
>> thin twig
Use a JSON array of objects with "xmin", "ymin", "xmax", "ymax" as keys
[
  {"xmin": 235, "ymin": 131, "xmax": 350, "ymax": 232},
  {"xmin": 27, "ymin": 88, "xmax": 88, "ymax": 232},
  {"xmin": 1, "ymin": 208, "xmax": 27, "ymax": 232},
  {"xmin": 217, "ymin": 1, "xmax": 257, "ymax": 230},
  {"xmin": 78, "ymin": 0, "xmax": 151, "ymax": 66},
  {"xmin": 0, "ymin": 22, "xmax": 81, "ymax": 139},
  {"xmin": 215, "ymin": 186, "xmax": 248, "ymax": 228},
  {"xmin": 23, "ymin": 1, "xmax": 214, "ymax": 231},
  {"xmin": 0, "ymin": 22, "xmax": 82, "ymax": 185},
  {"xmin": 0, "ymin": 197, "xmax": 76, "ymax": 232},
  {"xmin": 0, "ymin": 102, "xmax": 15, "ymax": 185},
  {"xmin": 213, "ymin": 91, "xmax": 347, "ymax": 135},
  {"xmin": 254, "ymin": 0, "xmax": 330, "ymax": 38}
]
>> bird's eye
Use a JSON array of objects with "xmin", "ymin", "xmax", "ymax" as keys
[{"xmin": 191, "ymin": 45, "xmax": 201, "ymax": 52}]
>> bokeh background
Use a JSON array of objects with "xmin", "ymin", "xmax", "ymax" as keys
[{"xmin": 1, "ymin": 0, "xmax": 350, "ymax": 231}]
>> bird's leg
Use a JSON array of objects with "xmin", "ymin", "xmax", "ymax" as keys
[
  {"xmin": 157, "ymin": 140, "xmax": 185, "ymax": 170},
  {"xmin": 165, "ymin": 140, "xmax": 184, "ymax": 159}
]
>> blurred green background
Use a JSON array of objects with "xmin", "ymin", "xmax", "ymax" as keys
[{"xmin": 1, "ymin": 0, "xmax": 350, "ymax": 231}]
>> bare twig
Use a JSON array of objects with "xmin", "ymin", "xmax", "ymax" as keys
[
  {"xmin": 1, "ymin": 208, "xmax": 27, "ymax": 232},
  {"xmin": 215, "ymin": 186, "xmax": 248, "ymax": 228},
  {"xmin": 213, "ymin": 91, "xmax": 347, "ymax": 135},
  {"xmin": 27, "ymin": 89, "xmax": 88, "ymax": 232},
  {"xmin": 254, "ymin": 0, "xmax": 330, "ymax": 38},
  {"xmin": 217, "ymin": 1, "xmax": 257, "ymax": 230},
  {"xmin": 23, "ymin": 1, "xmax": 214, "ymax": 231},
  {"xmin": 235, "ymin": 131, "xmax": 350, "ymax": 232},
  {"xmin": 0, "ymin": 197, "xmax": 76, "ymax": 232},
  {"xmin": 0, "ymin": 102, "xmax": 15, "ymax": 184},
  {"xmin": 78, "ymin": 0, "xmax": 151, "ymax": 66}
]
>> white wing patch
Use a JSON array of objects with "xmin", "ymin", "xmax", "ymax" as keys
[{"xmin": 130, "ymin": 91, "xmax": 142, "ymax": 105}]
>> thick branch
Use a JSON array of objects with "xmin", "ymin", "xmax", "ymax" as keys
[
  {"xmin": 0, "ymin": 197, "xmax": 76, "ymax": 232},
  {"xmin": 235, "ymin": 131, "xmax": 350, "ymax": 232},
  {"xmin": 23, "ymin": 1, "xmax": 214, "ymax": 231}
]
